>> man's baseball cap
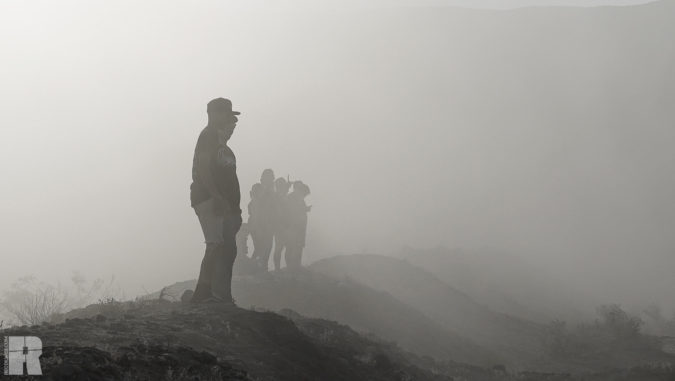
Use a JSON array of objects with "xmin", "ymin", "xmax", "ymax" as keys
[{"xmin": 207, "ymin": 98, "xmax": 241, "ymax": 115}]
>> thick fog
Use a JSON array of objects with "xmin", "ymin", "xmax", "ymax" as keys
[{"xmin": 1, "ymin": 0, "xmax": 673, "ymax": 318}]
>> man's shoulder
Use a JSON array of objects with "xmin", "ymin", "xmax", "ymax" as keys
[
  {"xmin": 197, "ymin": 126, "xmax": 215, "ymax": 141},
  {"xmin": 195, "ymin": 127, "xmax": 217, "ymax": 152}
]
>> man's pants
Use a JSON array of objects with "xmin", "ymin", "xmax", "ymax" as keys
[{"xmin": 193, "ymin": 198, "xmax": 240, "ymax": 301}]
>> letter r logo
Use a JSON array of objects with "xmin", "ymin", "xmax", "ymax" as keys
[{"xmin": 3, "ymin": 336, "xmax": 42, "ymax": 375}]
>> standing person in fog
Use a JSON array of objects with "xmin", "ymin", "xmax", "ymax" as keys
[
  {"xmin": 189, "ymin": 98, "xmax": 242, "ymax": 304},
  {"xmin": 272, "ymin": 177, "xmax": 291, "ymax": 271},
  {"xmin": 285, "ymin": 181, "xmax": 311, "ymax": 269},
  {"xmin": 247, "ymin": 183, "xmax": 262, "ymax": 263},
  {"xmin": 249, "ymin": 169, "xmax": 276, "ymax": 270}
]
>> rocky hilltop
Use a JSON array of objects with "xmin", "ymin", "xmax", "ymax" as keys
[{"xmin": 0, "ymin": 300, "xmax": 453, "ymax": 381}]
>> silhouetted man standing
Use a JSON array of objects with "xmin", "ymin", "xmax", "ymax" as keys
[
  {"xmin": 272, "ymin": 177, "xmax": 291, "ymax": 271},
  {"xmin": 251, "ymin": 169, "xmax": 276, "ymax": 270},
  {"xmin": 190, "ymin": 98, "xmax": 242, "ymax": 304},
  {"xmin": 286, "ymin": 181, "xmax": 311, "ymax": 270}
]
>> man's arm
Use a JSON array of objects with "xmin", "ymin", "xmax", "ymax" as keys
[{"xmin": 196, "ymin": 151, "xmax": 226, "ymax": 210}]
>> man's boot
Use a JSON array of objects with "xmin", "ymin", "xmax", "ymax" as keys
[{"xmin": 191, "ymin": 243, "xmax": 219, "ymax": 302}]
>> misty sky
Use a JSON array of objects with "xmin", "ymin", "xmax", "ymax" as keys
[
  {"xmin": 406, "ymin": 0, "xmax": 656, "ymax": 8},
  {"xmin": 171, "ymin": 0, "xmax": 658, "ymax": 9},
  {"xmin": 1, "ymin": 0, "xmax": 673, "ymax": 315}
]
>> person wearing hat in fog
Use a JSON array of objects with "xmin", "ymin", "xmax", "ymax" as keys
[
  {"xmin": 247, "ymin": 183, "xmax": 263, "ymax": 263},
  {"xmin": 250, "ymin": 169, "xmax": 276, "ymax": 270},
  {"xmin": 272, "ymin": 177, "xmax": 291, "ymax": 271},
  {"xmin": 285, "ymin": 181, "xmax": 311, "ymax": 270},
  {"xmin": 189, "ymin": 97, "xmax": 242, "ymax": 304}
]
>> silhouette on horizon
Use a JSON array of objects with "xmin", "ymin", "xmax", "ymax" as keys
[
  {"xmin": 249, "ymin": 169, "xmax": 276, "ymax": 271},
  {"xmin": 189, "ymin": 97, "xmax": 242, "ymax": 304},
  {"xmin": 246, "ymin": 171, "xmax": 311, "ymax": 271},
  {"xmin": 285, "ymin": 181, "xmax": 311, "ymax": 269},
  {"xmin": 272, "ymin": 177, "xmax": 291, "ymax": 271}
]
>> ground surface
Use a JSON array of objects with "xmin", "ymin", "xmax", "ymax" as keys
[{"xmin": 0, "ymin": 300, "xmax": 454, "ymax": 381}]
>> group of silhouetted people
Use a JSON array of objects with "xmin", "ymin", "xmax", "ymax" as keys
[{"xmin": 240, "ymin": 169, "xmax": 311, "ymax": 272}]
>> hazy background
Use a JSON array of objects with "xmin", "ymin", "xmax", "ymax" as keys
[{"xmin": 1, "ymin": 0, "xmax": 672, "ymax": 318}]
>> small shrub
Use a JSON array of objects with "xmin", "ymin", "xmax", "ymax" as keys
[
  {"xmin": 0, "ymin": 273, "xmax": 125, "ymax": 326},
  {"xmin": 596, "ymin": 304, "xmax": 644, "ymax": 341}
]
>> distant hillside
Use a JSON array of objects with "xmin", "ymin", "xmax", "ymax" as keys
[
  {"xmin": 310, "ymin": 254, "xmax": 675, "ymax": 372},
  {"xmin": 394, "ymin": 246, "xmax": 598, "ymax": 323},
  {"xmin": 310, "ymin": 254, "xmax": 550, "ymax": 370}
]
